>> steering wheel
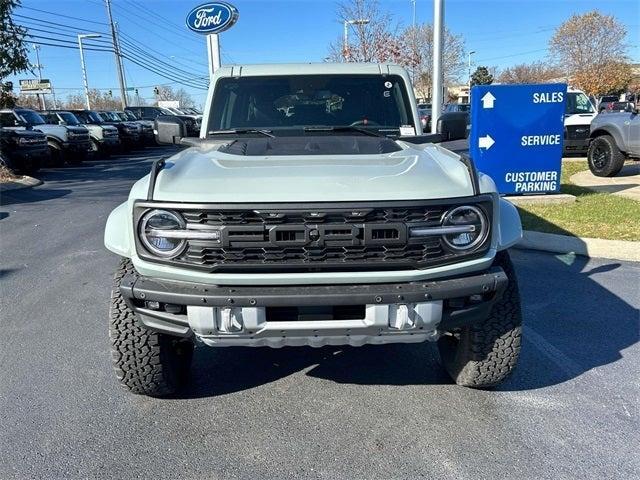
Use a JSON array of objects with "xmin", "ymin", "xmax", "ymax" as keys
[{"xmin": 350, "ymin": 119, "xmax": 380, "ymax": 126}]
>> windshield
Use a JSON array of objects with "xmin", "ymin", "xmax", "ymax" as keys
[
  {"xmin": 100, "ymin": 112, "xmax": 118, "ymax": 121},
  {"xmin": 600, "ymin": 96, "xmax": 618, "ymax": 103},
  {"xmin": 115, "ymin": 112, "xmax": 129, "ymax": 121},
  {"xmin": 124, "ymin": 111, "xmax": 137, "ymax": 121},
  {"xmin": 58, "ymin": 112, "xmax": 81, "ymax": 125},
  {"xmin": 17, "ymin": 110, "xmax": 45, "ymax": 125},
  {"xmin": 566, "ymin": 92, "xmax": 595, "ymax": 114},
  {"xmin": 208, "ymin": 74, "xmax": 414, "ymax": 134},
  {"xmin": 74, "ymin": 111, "xmax": 103, "ymax": 124}
]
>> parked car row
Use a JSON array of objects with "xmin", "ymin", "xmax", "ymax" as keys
[{"xmin": 0, "ymin": 106, "xmax": 177, "ymax": 175}]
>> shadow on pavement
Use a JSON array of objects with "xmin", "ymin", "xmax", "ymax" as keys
[
  {"xmin": 0, "ymin": 147, "xmax": 177, "ymax": 207},
  {"xmin": 179, "ymin": 211, "xmax": 638, "ymax": 399}
]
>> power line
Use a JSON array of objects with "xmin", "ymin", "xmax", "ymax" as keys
[
  {"xmin": 16, "ymin": 24, "xmax": 113, "ymax": 46},
  {"xmin": 18, "ymin": 5, "xmax": 109, "ymax": 26},
  {"xmin": 476, "ymin": 48, "xmax": 549, "ymax": 63},
  {"xmin": 14, "ymin": 7, "xmax": 210, "ymax": 92},
  {"xmin": 14, "ymin": 14, "xmax": 110, "ymax": 35},
  {"xmin": 119, "ymin": 30, "xmax": 209, "ymax": 70},
  {"xmin": 118, "ymin": 37, "xmax": 208, "ymax": 80},
  {"xmin": 113, "ymin": 0, "xmax": 203, "ymax": 47},
  {"xmin": 15, "ymin": 17, "xmax": 208, "ymax": 89},
  {"xmin": 121, "ymin": 54, "xmax": 208, "ymax": 90}
]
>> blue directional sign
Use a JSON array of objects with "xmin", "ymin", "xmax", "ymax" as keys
[{"xmin": 470, "ymin": 83, "xmax": 567, "ymax": 195}]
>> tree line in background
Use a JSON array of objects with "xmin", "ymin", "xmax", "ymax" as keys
[
  {"xmin": 10, "ymin": 85, "xmax": 195, "ymax": 112},
  {"xmin": 330, "ymin": 1, "xmax": 637, "ymax": 98}
]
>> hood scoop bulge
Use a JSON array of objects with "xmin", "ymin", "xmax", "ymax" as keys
[{"xmin": 219, "ymin": 136, "xmax": 402, "ymax": 156}]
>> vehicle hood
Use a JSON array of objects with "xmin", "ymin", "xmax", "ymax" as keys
[{"xmin": 149, "ymin": 141, "xmax": 475, "ymax": 203}]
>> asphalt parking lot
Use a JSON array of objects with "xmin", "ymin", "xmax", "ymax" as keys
[{"xmin": 1, "ymin": 147, "xmax": 639, "ymax": 479}]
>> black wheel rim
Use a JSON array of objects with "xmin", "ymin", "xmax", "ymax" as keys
[{"xmin": 592, "ymin": 144, "xmax": 610, "ymax": 169}]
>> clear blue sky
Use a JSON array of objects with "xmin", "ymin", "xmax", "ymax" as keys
[{"xmin": 8, "ymin": 0, "xmax": 640, "ymax": 108}]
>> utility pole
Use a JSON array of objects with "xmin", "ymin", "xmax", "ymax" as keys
[
  {"xmin": 114, "ymin": 22, "xmax": 129, "ymax": 106},
  {"xmin": 431, "ymin": 0, "xmax": 444, "ymax": 134},
  {"xmin": 105, "ymin": 0, "xmax": 127, "ymax": 109},
  {"xmin": 78, "ymin": 34, "xmax": 102, "ymax": 110},
  {"xmin": 33, "ymin": 44, "xmax": 45, "ymax": 109}
]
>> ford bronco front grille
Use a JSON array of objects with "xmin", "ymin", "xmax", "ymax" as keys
[{"xmin": 134, "ymin": 199, "xmax": 493, "ymax": 273}]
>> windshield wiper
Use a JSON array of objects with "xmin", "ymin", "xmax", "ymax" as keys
[
  {"xmin": 208, "ymin": 128, "xmax": 274, "ymax": 138},
  {"xmin": 302, "ymin": 126, "xmax": 385, "ymax": 138}
]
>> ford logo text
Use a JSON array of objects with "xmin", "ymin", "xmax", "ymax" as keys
[{"xmin": 186, "ymin": 2, "xmax": 239, "ymax": 34}]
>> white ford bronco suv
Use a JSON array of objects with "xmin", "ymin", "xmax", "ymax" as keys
[{"xmin": 104, "ymin": 63, "xmax": 523, "ymax": 396}]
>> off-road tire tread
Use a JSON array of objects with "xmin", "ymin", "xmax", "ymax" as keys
[
  {"xmin": 109, "ymin": 258, "xmax": 192, "ymax": 396},
  {"xmin": 588, "ymin": 134, "xmax": 625, "ymax": 177},
  {"xmin": 438, "ymin": 251, "xmax": 522, "ymax": 388}
]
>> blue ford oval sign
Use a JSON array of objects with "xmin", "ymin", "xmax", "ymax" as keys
[{"xmin": 186, "ymin": 2, "xmax": 239, "ymax": 34}]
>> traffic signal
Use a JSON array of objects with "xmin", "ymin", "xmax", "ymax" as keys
[
  {"xmin": 153, "ymin": 86, "xmax": 159, "ymax": 95},
  {"xmin": 107, "ymin": 89, "xmax": 113, "ymax": 97}
]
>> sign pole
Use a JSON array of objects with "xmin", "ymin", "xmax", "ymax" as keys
[
  {"xmin": 206, "ymin": 34, "xmax": 221, "ymax": 81},
  {"xmin": 431, "ymin": 0, "xmax": 444, "ymax": 134}
]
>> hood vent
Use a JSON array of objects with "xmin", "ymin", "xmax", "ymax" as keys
[{"xmin": 219, "ymin": 136, "xmax": 401, "ymax": 156}]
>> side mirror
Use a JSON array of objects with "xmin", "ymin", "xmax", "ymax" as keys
[
  {"xmin": 14, "ymin": 119, "xmax": 25, "ymax": 127},
  {"xmin": 437, "ymin": 112, "xmax": 469, "ymax": 141},
  {"xmin": 154, "ymin": 115, "xmax": 187, "ymax": 145},
  {"xmin": 58, "ymin": 120, "xmax": 67, "ymax": 126}
]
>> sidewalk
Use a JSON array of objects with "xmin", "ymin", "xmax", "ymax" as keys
[{"xmin": 570, "ymin": 163, "xmax": 640, "ymax": 201}]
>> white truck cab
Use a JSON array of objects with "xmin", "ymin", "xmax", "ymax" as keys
[{"xmin": 563, "ymin": 87, "xmax": 597, "ymax": 155}]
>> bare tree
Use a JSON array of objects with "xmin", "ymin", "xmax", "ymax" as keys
[
  {"xmin": 14, "ymin": 93, "xmax": 40, "ymax": 109},
  {"xmin": 498, "ymin": 61, "xmax": 563, "ymax": 84},
  {"xmin": 549, "ymin": 10, "xmax": 628, "ymax": 73},
  {"xmin": 327, "ymin": 0, "xmax": 399, "ymax": 62},
  {"xmin": 549, "ymin": 10, "xmax": 632, "ymax": 95},
  {"xmin": 326, "ymin": 1, "xmax": 466, "ymax": 101},
  {"xmin": 64, "ymin": 89, "xmax": 122, "ymax": 110},
  {"xmin": 400, "ymin": 24, "xmax": 465, "ymax": 99}
]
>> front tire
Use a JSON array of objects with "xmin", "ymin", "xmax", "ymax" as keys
[
  {"xmin": 587, "ymin": 135, "xmax": 625, "ymax": 177},
  {"xmin": 109, "ymin": 259, "xmax": 193, "ymax": 396},
  {"xmin": 47, "ymin": 141, "xmax": 64, "ymax": 167},
  {"xmin": 437, "ymin": 251, "xmax": 522, "ymax": 388}
]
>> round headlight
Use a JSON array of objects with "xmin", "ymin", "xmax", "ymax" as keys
[
  {"xmin": 441, "ymin": 205, "xmax": 488, "ymax": 251},
  {"xmin": 139, "ymin": 209, "xmax": 186, "ymax": 258}
]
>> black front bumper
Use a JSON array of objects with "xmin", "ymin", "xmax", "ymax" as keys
[
  {"xmin": 63, "ymin": 140, "xmax": 91, "ymax": 152},
  {"xmin": 120, "ymin": 267, "xmax": 508, "ymax": 337},
  {"xmin": 563, "ymin": 138, "xmax": 589, "ymax": 153}
]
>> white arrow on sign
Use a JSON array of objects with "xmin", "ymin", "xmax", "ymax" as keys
[
  {"xmin": 479, "ymin": 135, "xmax": 495, "ymax": 149},
  {"xmin": 481, "ymin": 92, "xmax": 496, "ymax": 108}
]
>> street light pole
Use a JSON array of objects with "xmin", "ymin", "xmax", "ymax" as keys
[
  {"xmin": 343, "ymin": 19, "xmax": 369, "ymax": 61},
  {"xmin": 467, "ymin": 50, "xmax": 476, "ymax": 93},
  {"xmin": 411, "ymin": 0, "xmax": 416, "ymax": 28},
  {"xmin": 431, "ymin": 0, "xmax": 444, "ymax": 134},
  {"xmin": 78, "ymin": 34, "xmax": 102, "ymax": 110},
  {"xmin": 33, "ymin": 44, "xmax": 45, "ymax": 109}
]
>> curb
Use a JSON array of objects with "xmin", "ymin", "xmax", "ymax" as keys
[
  {"xmin": 0, "ymin": 176, "xmax": 43, "ymax": 192},
  {"xmin": 515, "ymin": 230, "xmax": 640, "ymax": 262}
]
